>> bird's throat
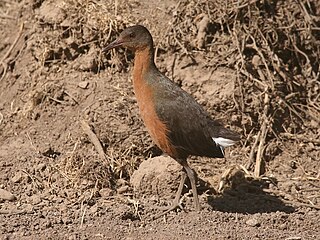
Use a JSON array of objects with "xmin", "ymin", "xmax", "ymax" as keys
[{"xmin": 133, "ymin": 47, "xmax": 155, "ymax": 85}]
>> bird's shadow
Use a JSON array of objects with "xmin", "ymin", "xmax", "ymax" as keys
[{"xmin": 198, "ymin": 178, "xmax": 295, "ymax": 214}]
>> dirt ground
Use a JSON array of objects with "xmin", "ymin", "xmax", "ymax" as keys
[{"xmin": 0, "ymin": 0, "xmax": 319, "ymax": 239}]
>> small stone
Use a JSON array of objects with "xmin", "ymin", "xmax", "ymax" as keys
[
  {"xmin": 36, "ymin": 163, "xmax": 46, "ymax": 172},
  {"xmin": 43, "ymin": 220, "xmax": 53, "ymax": 229},
  {"xmin": 38, "ymin": 1, "xmax": 66, "ymax": 24},
  {"xmin": 30, "ymin": 194, "xmax": 42, "ymax": 205},
  {"xmin": 99, "ymin": 188, "xmax": 113, "ymax": 198},
  {"xmin": 0, "ymin": 188, "xmax": 16, "ymax": 201},
  {"xmin": 89, "ymin": 205, "xmax": 99, "ymax": 214},
  {"xmin": 55, "ymin": 197, "xmax": 64, "ymax": 203},
  {"xmin": 68, "ymin": 234, "xmax": 78, "ymax": 240},
  {"xmin": 23, "ymin": 204, "xmax": 34, "ymax": 213},
  {"xmin": 117, "ymin": 179, "xmax": 128, "ymax": 186},
  {"xmin": 62, "ymin": 217, "xmax": 72, "ymax": 225},
  {"xmin": 279, "ymin": 223, "xmax": 287, "ymax": 230},
  {"xmin": 117, "ymin": 185, "xmax": 129, "ymax": 194},
  {"xmin": 59, "ymin": 204, "xmax": 68, "ymax": 213},
  {"xmin": 252, "ymin": 55, "xmax": 262, "ymax": 67},
  {"xmin": 78, "ymin": 81, "xmax": 89, "ymax": 89},
  {"xmin": 246, "ymin": 218, "xmax": 260, "ymax": 227}
]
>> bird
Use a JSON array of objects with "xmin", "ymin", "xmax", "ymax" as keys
[{"xmin": 104, "ymin": 25, "xmax": 240, "ymax": 218}]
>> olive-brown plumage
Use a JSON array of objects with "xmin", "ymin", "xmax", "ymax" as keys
[{"xmin": 105, "ymin": 25, "xmax": 240, "ymax": 218}]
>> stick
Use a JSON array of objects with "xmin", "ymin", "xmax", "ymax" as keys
[
  {"xmin": 0, "ymin": 112, "xmax": 3, "ymax": 125},
  {"xmin": 246, "ymin": 130, "xmax": 261, "ymax": 170},
  {"xmin": 254, "ymin": 93, "xmax": 269, "ymax": 177},
  {"xmin": 0, "ymin": 22, "xmax": 24, "ymax": 81},
  {"xmin": 80, "ymin": 120, "xmax": 107, "ymax": 162}
]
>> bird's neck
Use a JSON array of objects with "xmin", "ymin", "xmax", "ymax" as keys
[{"xmin": 133, "ymin": 46, "xmax": 155, "ymax": 86}]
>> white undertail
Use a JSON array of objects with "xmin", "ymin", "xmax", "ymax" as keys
[
  {"xmin": 212, "ymin": 137, "xmax": 236, "ymax": 147},
  {"xmin": 212, "ymin": 137, "xmax": 236, "ymax": 157}
]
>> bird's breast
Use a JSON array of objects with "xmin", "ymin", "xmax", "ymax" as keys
[{"xmin": 132, "ymin": 72, "xmax": 177, "ymax": 157}]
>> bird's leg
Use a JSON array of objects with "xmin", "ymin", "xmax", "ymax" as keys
[
  {"xmin": 170, "ymin": 170, "xmax": 187, "ymax": 208},
  {"xmin": 152, "ymin": 170, "xmax": 187, "ymax": 220},
  {"xmin": 181, "ymin": 161, "xmax": 200, "ymax": 211}
]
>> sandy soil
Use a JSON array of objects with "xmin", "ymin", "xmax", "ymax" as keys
[{"xmin": 0, "ymin": 0, "xmax": 319, "ymax": 239}]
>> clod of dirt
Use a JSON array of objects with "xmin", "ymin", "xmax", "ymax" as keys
[
  {"xmin": 37, "ymin": 0, "xmax": 66, "ymax": 24},
  {"xmin": 72, "ymin": 46, "xmax": 99, "ymax": 72},
  {"xmin": 0, "ymin": 188, "xmax": 16, "ymax": 201},
  {"xmin": 78, "ymin": 81, "xmax": 89, "ymax": 89},
  {"xmin": 29, "ymin": 194, "xmax": 41, "ymax": 205},
  {"xmin": 194, "ymin": 14, "xmax": 209, "ymax": 49},
  {"xmin": 246, "ymin": 217, "xmax": 261, "ymax": 227},
  {"xmin": 99, "ymin": 188, "xmax": 113, "ymax": 198},
  {"xmin": 218, "ymin": 164, "xmax": 247, "ymax": 193},
  {"xmin": 117, "ymin": 185, "xmax": 130, "ymax": 194},
  {"xmin": 130, "ymin": 156, "xmax": 181, "ymax": 198}
]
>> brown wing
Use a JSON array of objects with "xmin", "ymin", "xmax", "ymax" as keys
[{"xmin": 152, "ymin": 73, "xmax": 230, "ymax": 159}]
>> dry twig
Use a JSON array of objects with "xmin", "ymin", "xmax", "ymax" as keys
[
  {"xmin": 80, "ymin": 120, "xmax": 107, "ymax": 162},
  {"xmin": 0, "ymin": 22, "xmax": 24, "ymax": 81}
]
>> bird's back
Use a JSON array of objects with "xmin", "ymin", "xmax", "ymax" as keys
[{"xmin": 146, "ymin": 68, "xmax": 240, "ymax": 159}]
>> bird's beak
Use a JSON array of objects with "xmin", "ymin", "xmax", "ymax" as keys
[{"xmin": 103, "ymin": 38, "xmax": 124, "ymax": 52}]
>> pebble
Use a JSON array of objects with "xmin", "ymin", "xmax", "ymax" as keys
[
  {"xmin": 30, "ymin": 194, "xmax": 42, "ymax": 205},
  {"xmin": 89, "ymin": 205, "xmax": 99, "ymax": 214},
  {"xmin": 0, "ymin": 188, "xmax": 16, "ymax": 201},
  {"xmin": 99, "ymin": 188, "xmax": 113, "ymax": 198},
  {"xmin": 279, "ymin": 223, "xmax": 287, "ymax": 230},
  {"xmin": 78, "ymin": 81, "xmax": 89, "ymax": 89},
  {"xmin": 246, "ymin": 218, "xmax": 261, "ymax": 227},
  {"xmin": 36, "ymin": 163, "xmax": 46, "ymax": 171},
  {"xmin": 117, "ymin": 185, "xmax": 129, "ymax": 194},
  {"xmin": 252, "ymin": 55, "xmax": 262, "ymax": 67},
  {"xmin": 117, "ymin": 179, "xmax": 128, "ymax": 186}
]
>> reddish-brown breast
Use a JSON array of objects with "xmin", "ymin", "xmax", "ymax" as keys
[{"xmin": 132, "ymin": 48, "xmax": 177, "ymax": 157}]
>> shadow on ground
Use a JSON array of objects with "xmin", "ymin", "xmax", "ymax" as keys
[{"xmin": 206, "ymin": 181, "xmax": 295, "ymax": 214}]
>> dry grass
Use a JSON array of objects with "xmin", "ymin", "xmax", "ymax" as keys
[
  {"xmin": 24, "ymin": 0, "xmax": 320, "ymax": 192},
  {"xmin": 32, "ymin": 0, "xmax": 137, "ymax": 70},
  {"xmin": 159, "ymin": 0, "xmax": 320, "ymax": 175}
]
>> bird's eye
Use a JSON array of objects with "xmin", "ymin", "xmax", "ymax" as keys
[{"xmin": 129, "ymin": 32, "xmax": 135, "ymax": 38}]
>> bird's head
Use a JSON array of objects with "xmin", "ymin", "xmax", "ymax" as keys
[{"xmin": 104, "ymin": 25, "xmax": 153, "ymax": 52}]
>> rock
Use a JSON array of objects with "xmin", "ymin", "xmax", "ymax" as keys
[
  {"xmin": 252, "ymin": 55, "xmax": 262, "ymax": 68},
  {"xmin": 246, "ymin": 217, "xmax": 261, "ymax": 227},
  {"xmin": 30, "ymin": 194, "xmax": 42, "ymax": 205},
  {"xmin": 37, "ymin": 0, "xmax": 66, "ymax": 24},
  {"xmin": 72, "ymin": 47, "xmax": 98, "ymax": 71},
  {"xmin": 117, "ymin": 186, "xmax": 129, "ymax": 194},
  {"xmin": 130, "ymin": 156, "xmax": 181, "ymax": 197},
  {"xmin": 21, "ymin": 204, "xmax": 34, "ymax": 213},
  {"xmin": 89, "ymin": 205, "xmax": 99, "ymax": 214},
  {"xmin": 0, "ymin": 188, "xmax": 16, "ymax": 201},
  {"xmin": 117, "ymin": 179, "xmax": 128, "ymax": 186},
  {"xmin": 195, "ymin": 14, "xmax": 209, "ymax": 48},
  {"xmin": 99, "ymin": 188, "xmax": 113, "ymax": 198},
  {"xmin": 279, "ymin": 223, "xmax": 287, "ymax": 230},
  {"xmin": 43, "ymin": 220, "xmax": 53, "ymax": 229},
  {"xmin": 36, "ymin": 163, "xmax": 46, "ymax": 172},
  {"xmin": 78, "ymin": 81, "xmax": 89, "ymax": 89}
]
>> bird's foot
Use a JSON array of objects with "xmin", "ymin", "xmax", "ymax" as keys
[{"xmin": 152, "ymin": 200, "xmax": 184, "ymax": 220}]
